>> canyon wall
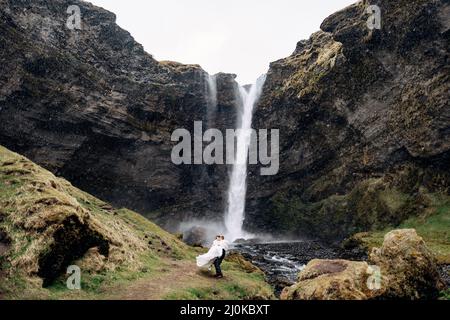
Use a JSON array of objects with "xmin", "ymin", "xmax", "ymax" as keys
[
  {"xmin": 0, "ymin": 0, "xmax": 238, "ymax": 229},
  {"xmin": 247, "ymin": 0, "xmax": 450, "ymax": 241}
]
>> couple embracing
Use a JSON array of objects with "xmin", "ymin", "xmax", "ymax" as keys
[{"xmin": 196, "ymin": 235, "xmax": 229, "ymax": 278}]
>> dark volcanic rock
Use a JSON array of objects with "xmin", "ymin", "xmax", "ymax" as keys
[
  {"xmin": 183, "ymin": 226, "xmax": 208, "ymax": 247},
  {"xmin": 247, "ymin": 0, "xmax": 450, "ymax": 241},
  {"xmin": 0, "ymin": 0, "xmax": 240, "ymax": 229}
]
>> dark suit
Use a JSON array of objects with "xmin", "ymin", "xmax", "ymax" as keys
[{"xmin": 214, "ymin": 248, "xmax": 226, "ymax": 276}]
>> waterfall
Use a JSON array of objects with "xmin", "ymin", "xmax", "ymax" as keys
[
  {"xmin": 197, "ymin": 73, "xmax": 218, "ymax": 200},
  {"xmin": 205, "ymin": 74, "xmax": 217, "ymax": 125},
  {"xmin": 224, "ymin": 74, "xmax": 267, "ymax": 241}
]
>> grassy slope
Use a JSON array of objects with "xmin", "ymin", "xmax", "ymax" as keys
[
  {"xmin": 0, "ymin": 146, "xmax": 273, "ymax": 300},
  {"xmin": 348, "ymin": 194, "xmax": 450, "ymax": 299},
  {"xmin": 349, "ymin": 193, "xmax": 450, "ymax": 264}
]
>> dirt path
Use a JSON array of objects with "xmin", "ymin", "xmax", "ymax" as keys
[{"xmin": 107, "ymin": 260, "xmax": 220, "ymax": 300}]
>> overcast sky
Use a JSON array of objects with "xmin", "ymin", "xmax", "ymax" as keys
[{"xmin": 89, "ymin": 0, "xmax": 356, "ymax": 84}]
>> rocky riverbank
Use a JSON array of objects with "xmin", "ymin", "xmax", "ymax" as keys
[
  {"xmin": 280, "ymin": 229, "xmax": 445, "ymax": 300},
  {"xmin": 234, "ymin": 228, "xmax": 450, "ymax": 299},
  {"xmin": 235, "ymin": 240, "xmax": 367, "ymax": 296}
]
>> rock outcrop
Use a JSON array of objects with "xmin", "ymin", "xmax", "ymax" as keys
[
  {"xmin": 0, "ymin": 145, "xmax": 170, "ymax": 287},
  {"xmin": 247, "ymin": 0, "xmax": 450, "ymax": 240},
  {"xmin": 280, "ymin": 259, "xmax": 372, "ymax": 300},
  {"xmin": 369, "ymin": 229, "xmax": 444, "ymax": 299},
  {"xmin": 0, "ymin": 0, "xmax": 239, "ymax": 230},
  {"xmin": 281, "ymin": 229, "xmax": 444, "ymax": 300},
  {"xmin": 182, "ymin": 226, "xmax": 208, "ymax": 247}
]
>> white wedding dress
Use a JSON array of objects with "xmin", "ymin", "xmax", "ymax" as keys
[{"xmin": 196, "ymin": 240, "xmax": 225, "ymax": 267}]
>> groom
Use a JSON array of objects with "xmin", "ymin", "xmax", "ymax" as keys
[{"xmin": 214, "ymin": 235, "xmax": 229, "ymax": 278}]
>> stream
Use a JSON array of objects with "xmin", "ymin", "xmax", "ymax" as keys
[{"xmin": 234, "ymin": 240, "xmax": 367, "ymax": 295}]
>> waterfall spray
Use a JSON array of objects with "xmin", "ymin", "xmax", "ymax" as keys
[
  {"xmin": 224, "ymin": 75, "xmax": 267, "ymax": 241},
  {"xmin": 206, "ymin": 74, "xmax": 217, "ymax": 125}
]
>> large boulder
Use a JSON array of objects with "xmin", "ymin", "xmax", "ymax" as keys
[
  {"xmin": 368, "ymin": 229, "xmax": 444, "ymax": 299},
  {"xmin": 281, "ymin": 229, "xmax": 444, "ymax": 300},
  {"xmin": 280, "ymin": 259, "xmax": 374, "ymax": 300},
  {"xmin": 225, "ymin": 252, "xmax": 262, "ymax": 273},
  {"xmin": 182, "ymin": 226, "xmax": 208, "ymax": 247}
]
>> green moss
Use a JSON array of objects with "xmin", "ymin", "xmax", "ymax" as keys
[
  {"xmin": 440, "ymin": 288, "xmax": 450, "ymax": 300},
  {"xmin": 378, "ymin": 188, "xmax": 410, "ymax": 212},
  {"xmin": 268, "ymin": 173, "xmax": 442, "ymax": 241},
  {"xmin": 351, "ymin": 194, "xmax": 450, "ymax": 263},
  {"xmin": 270, "ymin": 192, "xmax": 305, "ymax": 233}
]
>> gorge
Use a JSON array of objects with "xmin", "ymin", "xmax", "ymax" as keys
[{"xmin": 0, "ymin": 0, "xmax": 449, "ymax": 300}]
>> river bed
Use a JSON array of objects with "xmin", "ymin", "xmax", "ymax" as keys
[{"xmin": 234, "ymin": 240, "xmax": 367, "ymax": 295}]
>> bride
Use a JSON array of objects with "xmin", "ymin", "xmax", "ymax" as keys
[{"xmin": 196, "ymin": 235, "xmax": 224, "ymax": 268}]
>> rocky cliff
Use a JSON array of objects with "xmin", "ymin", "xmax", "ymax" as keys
[
  {"xmin": 247, "ymin": 0, "xmax": 450, "ymax": 241},
  {"xmin": 0, "ymin": 0, "xmax": 449, "ymax": 242},
  {"xmin": 0, "ymin": 0, "xmax": 239, "ymax": 229}
]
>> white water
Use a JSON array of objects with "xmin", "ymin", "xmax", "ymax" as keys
[
  {"xmin": 205, "ymin": 74, "xmax": 217, "ymax": 124},
  {"xmin": 224, "ymin": 75, "xmax": 267, "ymax": 241}
]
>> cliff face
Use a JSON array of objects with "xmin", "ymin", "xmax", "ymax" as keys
[
  {"xmin": 247, "ymin": 0, "xmax": 450, "ymax": 241},
  {"xmin": 0, "ymin": 0, "xmax": 239, "ymax": 228},
  {"xmin": 1, "ymin": 0, "xmax": 449, "ymax": 242}
]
